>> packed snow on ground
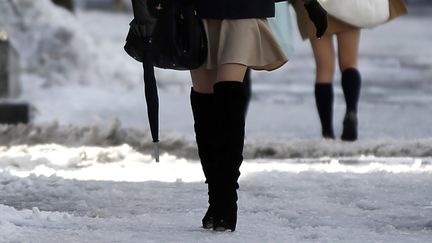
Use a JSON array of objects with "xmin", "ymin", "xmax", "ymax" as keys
[{"xmin": 1, "ymin": 145, "xmax": 432, "ymax": 242}]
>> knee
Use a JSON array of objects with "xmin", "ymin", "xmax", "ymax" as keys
[
  {"xmin": 193, "ymin": 82, "xmax": 214, "ymax": 94},
  {"xmin": 339, "ymin": 58, "xmax": 358, "ymax": 72},
  {"xmin": 316, "ymin": 65, "xmax": 335, "ymax": 83}
]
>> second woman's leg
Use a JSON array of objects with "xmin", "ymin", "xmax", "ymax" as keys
[
  {"xmin": 310, "ymin": 35, "xmax": 336, "ymax": 139},
  {"xmin": 337, "ymin": 29, "xmax": 361, "ymax": 141}
]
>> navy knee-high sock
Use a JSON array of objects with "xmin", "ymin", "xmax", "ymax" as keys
[
  {"xmin": 315, "ymin": 83, "xmax": 335, "ymax": 139},
  {"xmin": 341, "ymin": 68, "xmax": 361, "ymax": 113}
]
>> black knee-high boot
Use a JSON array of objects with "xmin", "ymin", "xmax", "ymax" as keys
[
  {"xmin": 190, "ymin": 88, "xmax": 217, "ymax": 229},
  {"xmin": 341, "ymin": 68, "xmax": 361, "ymax": 141},
  {"xmin": 243, "ymin": 68, "xmax": 252, "ymax": 116},
  {"xmin": 212, "ymin": 81, "xmax": 247, "ymax": 232},
  {"xmin": 315, "ymin": 83, "xmax": 335, "ymax": 139}
]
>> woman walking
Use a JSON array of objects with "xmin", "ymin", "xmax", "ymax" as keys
[
  {"xmin": 292, "ymin": 0, "xmax": 407, "ymax": 141},
  {"xmin": 190, "ymin": 0, "xmax": 327, "ymax": 231}
]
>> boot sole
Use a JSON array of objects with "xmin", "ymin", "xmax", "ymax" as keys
[{"xmin": 213, "ymin": 226, "xmax": 235, "ymax": 232}]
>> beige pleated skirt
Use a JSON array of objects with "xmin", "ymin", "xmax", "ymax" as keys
[{"xmin": 200, "ymin": 19, "xmax": 288, "ymax": 71}]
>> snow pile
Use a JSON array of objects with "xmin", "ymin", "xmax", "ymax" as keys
[
  {"xmin": 0, "ymin": 144, "xmax": 431, "ymax": 183},
  {"xmin": 2, "ymin": 122, "xmax": 432, "ymax": 159},
  {"xmin": 0, "ymin": 121, "xmax": 195, "ymax": 158},
  {"xmin": 244, "ymin": 137, "xmax": 432, "ymax": 158},
  {"xmin": 0, "ymin": 0, "xmax": 130, "ymax": 86}
]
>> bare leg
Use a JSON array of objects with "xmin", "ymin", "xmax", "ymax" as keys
[
  {"xmin": 337, "ymin": 29, "xmax": 360, "ymax": 71},
  {"xmin": 190, "ymin": 63, "xmax": 247, "ymax": 92},
  {"xmin": 190, "ymin": 68, "xmax": 217, "ymax": 93},
  {"xmin": 310, "ymin": 35, "xmax": 336, "ymax": 84},
  {"xmin": 215, "ymin": 63, "xmax": 248, "ymax": 82}
]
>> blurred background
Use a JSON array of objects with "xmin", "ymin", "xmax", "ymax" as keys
[{"xmin": 1, "ymin": 0, "xmax": 431, "ymax": 158}]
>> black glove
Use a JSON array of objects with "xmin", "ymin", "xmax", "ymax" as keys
[{"xmin": 304, "ymin": 0, "xmax": 328, "ymax": 39}]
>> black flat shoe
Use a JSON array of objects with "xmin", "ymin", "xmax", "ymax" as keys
[{"xmin": 341, "ymin": 111, "xmax": 358, "ymax": 141}]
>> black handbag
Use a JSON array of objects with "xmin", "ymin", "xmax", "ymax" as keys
[{"xmin": 147, "ymin": 0, "xmax": 208, "ymax": 70}]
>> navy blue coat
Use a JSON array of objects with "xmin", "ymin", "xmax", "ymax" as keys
[{"xmin": 195, "ymin": 0, "xmax": 276, "ymax": 19}]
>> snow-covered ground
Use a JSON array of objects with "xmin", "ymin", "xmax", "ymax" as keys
[
  {"xmin": 1, "ymin": 1, "xmax": 432, "ymax": 242},
  {"xmin": 1, "ymin": 146, "xmax": 432, "ymax": 242}
]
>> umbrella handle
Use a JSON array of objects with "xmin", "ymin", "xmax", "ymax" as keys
[{"xmin": 153, "ymin": 142, "xmax": 160, "ymax": 162}]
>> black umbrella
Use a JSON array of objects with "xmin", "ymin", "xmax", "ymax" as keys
[
  {"xmin": 141, "ymin": 44, "xmax": 159, "ymax": 162},
  {"xmin": 125, "ymin": 0, "xmax": 159, "ymax": 162}
]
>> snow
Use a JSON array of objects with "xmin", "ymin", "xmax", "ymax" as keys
[
  {"xmin": 1, "ymin": 1, "xmax": 432, "ymax": 242},
  {"xmin": 1, "ymin": 149, "xmax": 432, "ymax": 242}
]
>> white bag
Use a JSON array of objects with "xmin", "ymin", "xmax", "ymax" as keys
[{"xmin": 317, "ymin": 0, "xmax": 390, "ymax": 28}]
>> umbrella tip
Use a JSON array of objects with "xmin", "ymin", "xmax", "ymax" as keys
[{"xmin": 153, "ymin": 142, "xmax": 160, "ymax": 162}]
